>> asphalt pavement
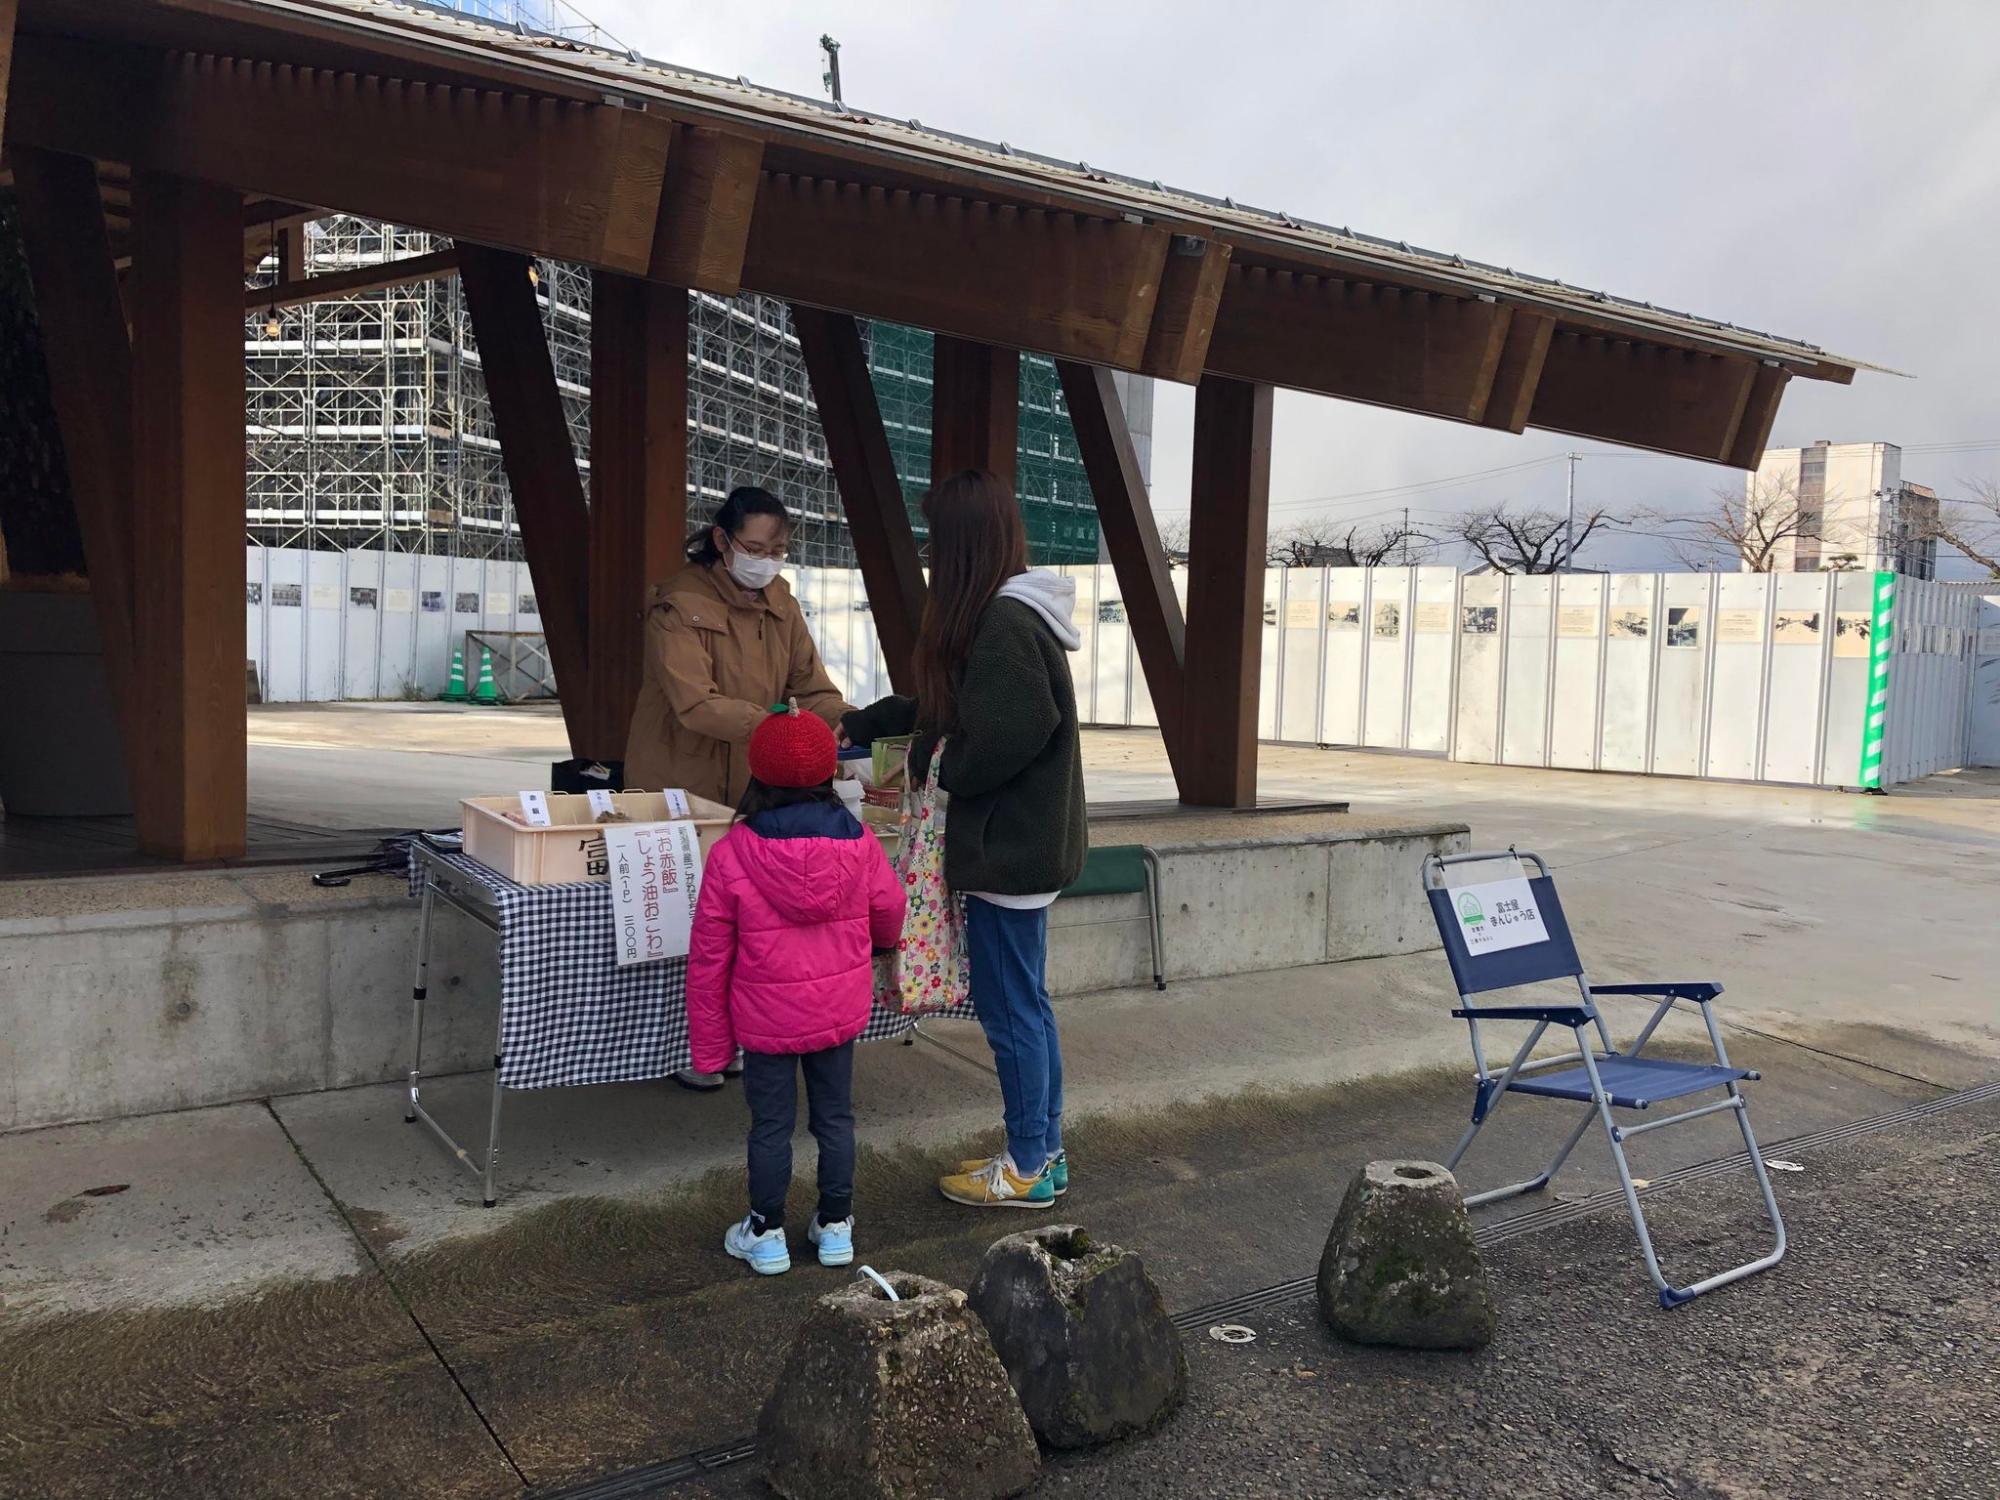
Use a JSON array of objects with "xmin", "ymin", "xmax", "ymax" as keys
[{"xmin": 679, "ymin": 1092, "xmax": 2000, "ymax": 1500}]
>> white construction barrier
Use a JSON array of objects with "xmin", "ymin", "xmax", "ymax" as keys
[{"xmin": 246, "ymin": 546, "xmax": 1978, "ymax": 790}]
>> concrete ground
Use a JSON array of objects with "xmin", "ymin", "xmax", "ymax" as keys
[{"xmin": 0, "ymin": 704, "xmax": 1995, "ymax": 1496}]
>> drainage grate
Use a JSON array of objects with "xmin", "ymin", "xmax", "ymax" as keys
[
  {"xmin": 531, "ymin": 1078, "xmax": 2000, "ymax": 1499},
  {"xmin": 537, "ymin": 1438, "xmax": 757, "ymax": 1500}
]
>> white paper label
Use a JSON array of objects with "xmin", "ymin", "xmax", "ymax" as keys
[
  {"xmin": 586, "ymin": 789, "xmax": 616, "ymax": 817},
  {"xmin": 384, "ymin": 587, "xmax": 414, "ymax": 613},
  {"xmin": 517, "ymin": 790, "xmax": 552, "ymax": 828},
  {"xmin": 1449, "ymin": 876, "xmax": 1550, "ymax": 956},
  {"xmin": 605, "ymin": 820, "xmax": 705, "ymax": 965},
  {"xmin": 485, "ymin": 592, "xmax": 512, "ymax": 616},
  {"xmin": 308, "ymin": 583, "xmax": 341, "ymax": 609},
  {"xmin": 663, "ymin": 788, "xmax": 691, "ymax": 817}
]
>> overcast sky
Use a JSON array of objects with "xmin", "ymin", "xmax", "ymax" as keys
[{"xmin": 588, "ymin": 0, "xmax": 2000, "ymax": 575}]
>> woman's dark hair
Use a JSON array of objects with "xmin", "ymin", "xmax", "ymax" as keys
[
  {"xmin": 912, "ymin": 469, "xmax": 1027, "ymax": 734},
  {"xmin": 735, "ymin": 776, "xmax": 845, "ymax": 821},
  {"xmin": 686, "ymin": 485, "xmax": 792, "ymax": 566}
]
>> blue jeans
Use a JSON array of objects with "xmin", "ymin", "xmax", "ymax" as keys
[{"xmin": 965, "ymin": 897, "xmax": 1064, "ymax": 1170}]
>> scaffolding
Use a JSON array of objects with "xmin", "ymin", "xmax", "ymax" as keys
[
  {"xmin": 425, "ymin": 0, "xmax": 626, "ymax": 49},
  {"xmin": 244, "ymin": 218, "xmax": 1147, "ymax": 570}
]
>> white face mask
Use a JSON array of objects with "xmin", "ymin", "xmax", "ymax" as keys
[{"xmin": 725, "ymin": 548, "xmax": 783, "ymax": 592}]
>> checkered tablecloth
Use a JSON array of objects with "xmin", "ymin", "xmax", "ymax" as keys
[{"xmin": 409, "ymin": 843, "xmax": 958, "ymax": 1089}]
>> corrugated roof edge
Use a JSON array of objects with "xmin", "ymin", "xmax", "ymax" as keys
[{"xmin": 327, "ymin": 0, "xmax": 1887, "ymax": 376}]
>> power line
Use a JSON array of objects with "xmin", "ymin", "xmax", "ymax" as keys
[{"xmin": 1264, "ymin": 455, "xmax": 1564, "ymax": 514}]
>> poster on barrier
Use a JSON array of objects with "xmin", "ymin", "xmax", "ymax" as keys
[{"xmin": 605, "ymin": 821, "xmax": 705, "ymax": 966}]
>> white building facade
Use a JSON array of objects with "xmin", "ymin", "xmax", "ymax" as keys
[{"xmin": 1750, "ymin": 440, "xmax": 1939, "ymax": 578}]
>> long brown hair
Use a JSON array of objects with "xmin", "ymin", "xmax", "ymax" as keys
[{"xmin": 912, "ymin": 469, "xmax": 1027, "ymax": 733}]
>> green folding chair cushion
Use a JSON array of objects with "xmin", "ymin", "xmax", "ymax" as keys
[{"xmin": 1060, "ymin": 844, "xmax": 1151, "ymax": 899}]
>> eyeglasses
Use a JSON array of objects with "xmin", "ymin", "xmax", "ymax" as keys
[{"xmin": 731, "ymin": 537, "xmax": 789, "ymax": 561}]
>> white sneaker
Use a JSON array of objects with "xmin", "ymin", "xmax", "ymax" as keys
[
  {"xmin": 807, "ymin": 1216, "xmax": 854, "ymax": 1267},
  {"xmin": 723, "ymin": 1216, "xmax": 791, "ymax": 1275},
  {"xmin": 673, "ymin": 1068, "xmax": 725, "ymax": 1092}
]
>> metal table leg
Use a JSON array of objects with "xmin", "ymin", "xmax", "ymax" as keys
[
  {"xmin": 406, "ymin": 879, "xmax": 436, "ymax": 1124},
  {"xmin": 405, "ymin": 858, "xmax": 510, "ymax": 1206},
  {"xmin": 481, "ymin": 1004, "xmax": 505, "ymax": 1208}
]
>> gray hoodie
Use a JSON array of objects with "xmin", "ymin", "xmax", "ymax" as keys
[{"xmin": 993, "ymin": 569, "xmax": 1082, "ymax": 652}]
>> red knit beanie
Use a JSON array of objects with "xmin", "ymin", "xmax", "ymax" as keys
[{"xmin": 747, "ymin": 701, "xmax": 837, "ymax": 788}]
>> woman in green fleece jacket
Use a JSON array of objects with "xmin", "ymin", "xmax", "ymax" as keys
[{"xmin": 842, "ymin": 469, "xmax": 1087, "ymax": 1210}]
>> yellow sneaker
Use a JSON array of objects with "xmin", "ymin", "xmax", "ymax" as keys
[
  {"xmin": 956, "ymin": 1150, "xmax": 1068, "ymax": 1195},
  {"xmin": 938, "ymin": 1158, "xmax": 1055, "ymax": 1209}
]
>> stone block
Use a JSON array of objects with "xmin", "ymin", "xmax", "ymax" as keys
[
  {"xmin": 1316, "ymin": 1160, "xmax": 1496, "ymax": 1350},
  {"xmin": 759, "ymin": 1271, "xmax": 1039, "ymax": 1500},
  {"xmin": 969, "ymin": 1224, "xmax": 1186, "ymax": 1448}
]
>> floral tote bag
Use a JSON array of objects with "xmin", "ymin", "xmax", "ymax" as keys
[{"xmin": 874, "ymin": 737, "xmax": 973, "ymax": 1017}]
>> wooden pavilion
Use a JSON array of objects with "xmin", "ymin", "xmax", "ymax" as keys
[{"xmin": 0, "ymin": 0, "xmax": 1866, "ymax": 860}]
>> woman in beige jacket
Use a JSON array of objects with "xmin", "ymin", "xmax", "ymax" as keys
[{"xmin": 623, "ymin": 487, "xmax": 850, "ymax": 808}]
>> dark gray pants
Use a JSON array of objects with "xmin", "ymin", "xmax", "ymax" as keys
[{"xmin": 742, "ymin": 1042, "xmax": 855, "ymax": 1231}]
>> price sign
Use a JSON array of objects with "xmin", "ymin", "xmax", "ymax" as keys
[
  {"xmin": 586, "ymin": 789, "xmax": 616, "ymax": 817},
  {"xmin": 605, "ymin": 821, "xmax": 705, "ymax": 965},
  {"xmin": 517, "ymin": 790, "xmax": 552, "ymax": 827}
]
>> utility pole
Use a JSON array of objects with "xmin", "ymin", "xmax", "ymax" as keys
[
  {"xmin": 1562, "ymin": 452, "xmax": 1580, "ymax": 572},
  {"xmin": 1400, "ymin": 506, "xmax": 1411, "ymax": 566},
  {"xmin": 820, "ymin": 35, "xmax": 843, "ymax": 108}
]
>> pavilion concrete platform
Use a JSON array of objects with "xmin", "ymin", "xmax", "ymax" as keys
[{"xmin": 0, "ymin": 806, "xmax": 1466, "ymax": 1132}]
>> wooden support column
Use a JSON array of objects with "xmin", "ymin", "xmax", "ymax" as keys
[
  {"xmin": 457, "ymin": 244, "xmax": 592, "ymax": 753},
  {"xmin": 1055, "ymin": 360, "xmax": 1189, "ymax": 777},
  {"xmin": 128, "ymin": 172, "xmax": 246, "ymax": 859},
  {"xmin": 10, "ymin": 148, "xmax": 137, "ymax": 709},
  {"xmin": 0, "ymin": 0, "xmax": 17, "ymax": 142},
  {"xmin": 930, "ymin": 335, "xmax": 1018, "ymax": 493},
  {"xmin": 792, "ymin": 306, "xmax": 926, "ymax": 689},
  {"xmin": 1180, "ymin": 376, "xmax": 1272, "ymax": 808},
  {"xmin": 586, "ymin": 271, "xmax": 687, "ymax": 761}
]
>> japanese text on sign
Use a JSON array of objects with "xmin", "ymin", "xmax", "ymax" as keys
[
  {"xmin": 1451, "ymin": 876, "xmax": 1550, "ymax": 956},
  {"xmin": 604, "ymin": 821, "xmax": 705, "ymax": 966}
]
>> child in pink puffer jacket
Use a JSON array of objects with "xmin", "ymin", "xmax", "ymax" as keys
[{"xmin": 688, "ymin": 703, "xmax": 906, "ymax": 1277}]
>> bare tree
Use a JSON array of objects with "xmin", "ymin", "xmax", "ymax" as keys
[
  {"xmin": 1644, "ymin": 475, "xmax": 1814, "ymax": 572},
  {"xmin": 1267, "ymin": 516, "xmax": 1427, "ymax": 568},
  {"xmin": 1920, "ymin": 478, "xmax": 2000, "ymax": 577},
  {"xmin": 1450, "ymin": 505, "xmax": 1615, "ymax": 573},
  {"xmin": 1152, "ymin": 513, "xmax": 1192, "ymax": 564}
]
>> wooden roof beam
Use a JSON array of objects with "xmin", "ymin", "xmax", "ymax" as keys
[
  {"xmin": 247, "ymin": 245, "xmax": 458, "ymax": 309},
  {"xmin": 1141, "ymin": 233, "xmax": 1231, "ymax": 384},
  {"xmin": 1476, "ymin": 309, "xmax": 1556, "ymax": 433},
  {"xmin": 1723, "ymin": 363, "xmax": 1791, "ymax": 470},
  {"xmin": 7, "ymin": 36, "xmax": 672, "ymax": 273},
  {"xmin": 1528, "ymin": 333, "xmax": 1767, "ymax": 466},
  {"xmin": 648, "ymin": 123, "xmax": 763, "ymax": 294},
  {"xmin": 1204, "ymin": 265, "xmax": 1513, "ymax": 421},
  {"xmin": 740, "ymin": 172, "xmax": 1173, "ymax": 372}
]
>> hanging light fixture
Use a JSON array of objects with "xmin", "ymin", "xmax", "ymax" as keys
[
  {"xmin": 526, "ymin": 261, "xmax": 541, "ymax": 287},
  {"xmin": 262, "ymin": 220, "xmax": 282, "ymax": 339}
]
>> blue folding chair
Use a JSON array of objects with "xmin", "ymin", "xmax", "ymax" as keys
[{"xmin": 1423, "ymin": 848, "xmax": 1787, "ymax": 1308}]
